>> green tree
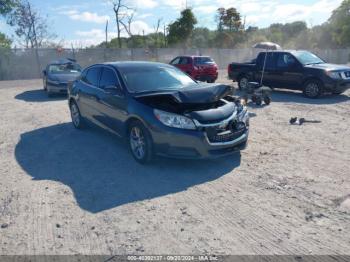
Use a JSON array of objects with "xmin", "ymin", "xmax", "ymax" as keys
[
  {"xmin": 216, "ymin": 7, "xmax": 242, "ymax": 32},
  {"xmin": 0, "ymin": 0, "xmax": 17, "ymax": 16},
  {"xmin": 0, "ymin": 32, "xmax": 11, "ymax": 47},
  {"xmin": 167, "ymin": 8, "xmax": 197, "ymax": 46},
  {"xmin": 328, "ymin": 0, "xmax": 350, "ymax": 47}
]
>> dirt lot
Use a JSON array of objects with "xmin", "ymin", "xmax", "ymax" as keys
[{"xmin": 0, "ymin": 73, "xmax": 350, "ymax": 255}]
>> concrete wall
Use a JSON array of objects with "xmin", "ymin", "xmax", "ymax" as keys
[{"xmin": 0, "ymin": 48, "xmax": 350, "ymax": 80}]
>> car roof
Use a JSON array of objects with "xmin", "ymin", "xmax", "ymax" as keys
[
  {"xmin": 100, "ymin": 61, "xmax": 175, "ymax": 70},
  {"xmin": 49, "ymin": 58, "xmax": 78, "ymax": 65},
  {"xmin": 258, "ymin": 50, "xmax": 309, "ymax": 53},
  {"xmin": 178, "ymin": 55, "xmax": 212, "ymax": 58}
]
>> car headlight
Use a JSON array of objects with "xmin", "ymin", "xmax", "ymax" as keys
[
  {"xmin": 326, "ymin": 71, "xmax": 342, "ymax": 79},
  {"xmin": 154, "ymin": 109, "xmax": 196, "ymax": 130}
]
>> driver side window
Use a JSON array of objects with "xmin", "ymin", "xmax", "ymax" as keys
[
  {"xmin": 99, "ymin": 67, "xmax": 119, "ymax": 89},
  {"xmin": 277, "ymin": 53, "xmax": 296, "ymax": 69}
]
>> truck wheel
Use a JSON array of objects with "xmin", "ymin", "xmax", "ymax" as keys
[
  {"xmin": 238, "ymin": 76, "xmax": 249, "ymax": 91},
  {"xmin": 303, "ymin": 80, "xmax": 323, "ymax": 98}
]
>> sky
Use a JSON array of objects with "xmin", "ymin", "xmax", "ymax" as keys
[{"xmin": 0, "ymin": 0, "xmax": 343, "ymax": 47}]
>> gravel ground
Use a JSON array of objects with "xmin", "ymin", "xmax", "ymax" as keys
[{"xmin": 0, "ymin": 73, "xmax": 350, "ymax": 255}]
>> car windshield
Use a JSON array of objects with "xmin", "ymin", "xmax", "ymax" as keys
[
  {"xmin": 194, "ymin": 57, "xmax": 214, "ymax": 65},
  {"xmin": 119, "ymin": 65, "xmax": 197, "ymax": 93},
  {"xmin": 292, "ymin": 51, "xmax": 324, "ymax": 65},
  {"xmin": 48, "ymin": 63, "xmax": 81, "ymax": 74}
]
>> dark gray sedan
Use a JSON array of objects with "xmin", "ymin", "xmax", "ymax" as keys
[
  {"xmin": 68, "ymin": 62, "xmax": 249, "ymax": 164},
  {"xmin": 43, "ymin": 58, "xmax": 81, "ymax": 97}
]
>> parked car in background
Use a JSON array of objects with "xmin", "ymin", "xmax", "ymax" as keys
[
  {"xmin": 43, "ymin": 58, "xmax": 82, "ymax": 97},
  {"xmin": 228, "ymin": 50, "xmax": 350, "ymax": 98},
  {"xmin": 68, "ymin": 62, "xmax": 249, "ymax": 164},
  {"xmin": 170, "ymin": 56, "xmax": 218, "ymax": 83}
]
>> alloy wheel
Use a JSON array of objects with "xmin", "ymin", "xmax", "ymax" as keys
[
  {"xmin": 70, "ymin": 103, "xmax": 80, "ymax": 127},
  {"xmin": 130, "ymin": 126, "xmax": 146, "ymax": 160},
  {"xmin": 305, "ymin": 82, "xmax": 319, "ymax": 98}
]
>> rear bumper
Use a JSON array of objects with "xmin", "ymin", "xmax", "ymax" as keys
[
  {"xmin": 47, "ymin": 82, "xmax": 68, "ymax": 94},
  {"xmin": 194, "ymin": 74, "xmax": 218, "ymax": 82}
]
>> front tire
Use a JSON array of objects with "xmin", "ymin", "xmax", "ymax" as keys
[
  {"xmin": 303, "ymin": 80, "xmax": 323, "ymax": 98},
  {"xmin": 128, "ymin": 121, "xmax": 153, "ymax": 164},
  {"xmin": 70, "ymin": 101, "xmax": 84, "ymax": 129}
]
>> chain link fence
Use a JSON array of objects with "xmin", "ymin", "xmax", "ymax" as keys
[{"xmin": 1, "ymin": 47, "xmax": 350, "ymax": 80}]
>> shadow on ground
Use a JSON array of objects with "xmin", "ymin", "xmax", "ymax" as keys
[
  {"xmin": 15, "ymin": 123, "xmax": 241, "ymax": 213},
  {"xmin": 271, "ymin": 89, "xmax": 350, "ymax": 105},
  {"xmin": 15, "ymin": 89, "xmax": 67, "ymax": 102},
  {"xmin": 233, "ymin": 89, "xmax": 350, "ymax": 105}
]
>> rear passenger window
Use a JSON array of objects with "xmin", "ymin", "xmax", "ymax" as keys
[
  {"xmin": 257, "ymin": 53, "xmax": 277, "ymax": 70},
  {"xmin": 180, "ymin": 57, "xmax": 191, "ymax": 64},
  {"xmin": 83, "ymin": 67, "xmax": 101, "ymax": 86},
  {"xmin": 100, "ymin": 67, "xmax": 118, "ymax": 89}
]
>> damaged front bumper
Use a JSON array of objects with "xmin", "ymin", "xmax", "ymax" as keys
[{"xmin": 149, "ymin": 110, "xmax": 249, "ymax": 159}]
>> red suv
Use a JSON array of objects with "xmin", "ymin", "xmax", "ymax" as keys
[{"xmin": 170, "ymin": 56, "xmax": 218, "ymax": 83}]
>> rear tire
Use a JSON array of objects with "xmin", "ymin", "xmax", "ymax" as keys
[
  {"xmin": 238, "ymin": 76, "xmax": 249, "ymax": 91},
  {"xmin": 303, "ymin": 80, "xmax": 323, "ymax": 98},
  {"xmin": 69, "ymin": 101, "xmax": 84, "ymax": 129},
  {"xmin": 43, "ymin": 78, "xmax": 47, "ymax": 91},
  {"xmin": 128, "ymin": 121, "xmax": 153, "ymax": 164}
]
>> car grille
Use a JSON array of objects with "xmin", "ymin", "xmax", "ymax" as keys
[{"xmin": 206, "ymin": 120, "xmax": 246, "ymax": 144}]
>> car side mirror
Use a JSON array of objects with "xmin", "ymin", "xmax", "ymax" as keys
[{"xmin": 104, "ymin": 85, "xmax": 123, "ymax": 96}]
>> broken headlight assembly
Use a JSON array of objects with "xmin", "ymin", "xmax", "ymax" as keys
[{"xmin": 154, "ymin": 109, "xmax": 196, "ymax": 130}]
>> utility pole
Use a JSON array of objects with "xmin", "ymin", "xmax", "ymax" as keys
[
  {"xmin": 104, "ymin": 19, "xmax": 108, "ymax": 61},
  {"xmin": 163, "ymin": 24, "xmax": 167, "ymax": 47}
]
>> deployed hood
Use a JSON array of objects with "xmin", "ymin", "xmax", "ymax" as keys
[
  {"xmin": 135, "ymin": 83, "xmax": 238, "ymax": 122},
  {"xmin": 305, "ymin": 63, "xmax": 350, "ymax": 71},
  {"xmin": 134, "ymin": 83, "xmax": 232, "ymax": 104}
]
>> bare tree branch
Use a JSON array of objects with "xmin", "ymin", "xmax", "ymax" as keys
[{"xmin": 109, "ymin": 0, "xmax": 134, "ymax": 48}]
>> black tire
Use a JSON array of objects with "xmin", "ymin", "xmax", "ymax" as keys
[
  {"xmin": 128, "ymin": 121, "xmax": 153, "ymax": 164},
  {"xmin": 255, "ymin": 96, "xmax": 262, "ymax": 106},
  {"xmin": 264, "ymin": 96, "xmax": 271, "ymax": 105},
  {"xmin": 43, "ymin": 77, "xmax": 47, "ymax": 91},
  {"xmin": 69, "ymin": 101, "xmax": 84, "ymax": 129},
  {"xmin": 303, "ymin": 80, "xmax": 323, "ymax": 98},
  {"xmin": 238, "ymin": 75, "xmax": 249, "ymax": 91}
]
